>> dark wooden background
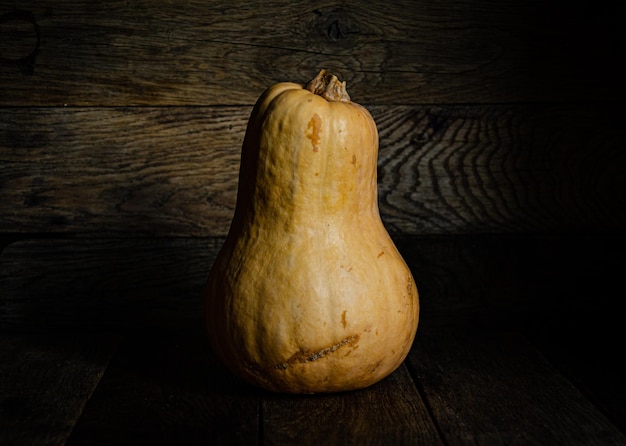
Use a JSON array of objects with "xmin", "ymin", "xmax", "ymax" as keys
[
  {"xmin": 1, "ymin": 0, "xmax": 626, "ymax": 443},
  {"xmin": 2, "ymin": 0, "xmax": 625, "ymax": 331}
]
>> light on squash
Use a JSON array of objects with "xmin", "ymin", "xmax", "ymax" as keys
[{"xmin": 203, "ymin": 70, "xmax": 419, "ymax": 394}]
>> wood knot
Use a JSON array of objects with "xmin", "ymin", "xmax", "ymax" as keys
[
  {"xmin": 312, "ymin": 8, "xmax": 360, "ymax": 44},
  {"xmin": 327, "ymin": 19, "xmax": 348, "ymax": 41}
]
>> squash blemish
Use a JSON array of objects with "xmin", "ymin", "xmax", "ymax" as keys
[
  {"xmin": 306, "ymin": 113, "xmax": 322, "ymax": 152},
  {"xmin": 275, "ymin": 334, "xmax": 360, "ymax": 370}
]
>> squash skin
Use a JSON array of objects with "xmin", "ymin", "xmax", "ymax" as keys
[{"xmin": 204, "ymin": 72, "xmax": 419, "ymax": 393}]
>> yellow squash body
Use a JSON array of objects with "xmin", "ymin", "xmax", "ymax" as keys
[{"xmin": 204, "ymin": 71, "xmax": 419, "ymax": 393}]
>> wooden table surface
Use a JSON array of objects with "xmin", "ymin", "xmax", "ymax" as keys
[{"xmin": 2, "ymin": 326, "xmax": 625, "ymax": 446}]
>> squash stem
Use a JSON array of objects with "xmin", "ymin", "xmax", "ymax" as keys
[{"xmin": 305, "ymin": 69, "xmax": 351, "ymax": 103}]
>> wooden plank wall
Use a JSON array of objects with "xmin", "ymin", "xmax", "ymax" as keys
[{"xmin": 1, "ymin": 0, "xmax": 625, "ymax": 334}]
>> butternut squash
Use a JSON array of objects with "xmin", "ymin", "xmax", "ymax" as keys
[{"xmin": 203, "ymin": 70, "xmax": 419, "ymax": 393}]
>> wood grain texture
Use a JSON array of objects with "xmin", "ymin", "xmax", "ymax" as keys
[
  {"xmin": 66, "ymin": 332, "xmax": 259, "ymax": 445},
  {"xmin": 1, "ymin": 0, "xmax": 624, "ymax": 106},
  {"xmin": 0, "ymin": 334, "xmax": 119, "ymax": 446},
  {"xmin": 0, "ymin": 107, "xmax": 246, "ymax": 236},
  {"xmin": 408, "ymin": 329, "xmax": 626, "ymax": 446},
  {"xmin": 2, "ymin": 104, "xmax": 624, "ymax": 237},
  {"xmin": 262, "ymin": 365, "xmax": 442, "ymax": 445},
  {"xmin": 375, "ymin": 103, "xmax": 626, "ymax": 235}
]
